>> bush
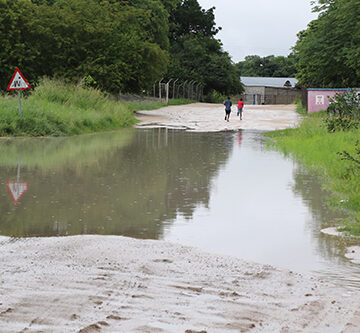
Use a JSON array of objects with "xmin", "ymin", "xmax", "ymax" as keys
[
  {"xmin": 324, "ymin": 117, "xmax": 359, "ymax": 132},
  {"xmin": 328, "ymin": 90, "xmax": 360, "ymax": 120}
]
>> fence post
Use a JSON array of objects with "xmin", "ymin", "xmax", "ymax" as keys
[
  {"xmin": 159, "ymin": 78, "xmax": 164, "ymax": 102},
  {"xmin": 196, "ymin": 82, "xmax": 201, "ymax": 101},
  {"xmin": 188, "ymin": 80, "xmax": 194, "ymax": 99},
  {"xmin": 182, "ymin": 80, "xmax": 188, "ymax": 99},
  {"xmin": 165, "ymin": 79, "xmax": 173, "ymax": 104},
  {"xmin": 172, "ymin": 78, "xmax": 179, "ymax": 100}
]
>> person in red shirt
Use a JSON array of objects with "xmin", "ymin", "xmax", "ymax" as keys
[{"xmin": 237, "ymin": 98, "xmax": 245, "ymax": 120}]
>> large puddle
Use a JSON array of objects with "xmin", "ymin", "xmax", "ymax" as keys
[{"xmin": 1, "ymin": 129, "xmax": 359, "ymax": 290}]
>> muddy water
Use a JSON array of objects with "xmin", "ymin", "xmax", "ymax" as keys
[{"xmin": 0, "ymin": 129, "xmax": 359, "ymax": 290}]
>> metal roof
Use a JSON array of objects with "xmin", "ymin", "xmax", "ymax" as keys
[{"xmin": 240, "ymin": 77, "xmax": 298, "ymax": 88}]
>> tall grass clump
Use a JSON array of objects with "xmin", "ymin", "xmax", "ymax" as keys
[
  {"xmin": 294, "ymin": 96, "xmax": 307, "ymax": 115},
  {"xmin": 0, "ymin": 78, "xmax": 137, "ymax": 136},
  {"xmin": 266, "ymin": 106, "xmax": 360, "ymax": 235}
]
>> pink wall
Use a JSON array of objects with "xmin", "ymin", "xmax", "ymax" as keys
[{"xmin": 307, "ymin": 89, "xmax": 360, "ymax": 113}]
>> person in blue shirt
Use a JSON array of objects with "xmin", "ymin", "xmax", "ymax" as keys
[{"xmin": 223, "ymin": 97, "xmax": 232, "ymax": 122}]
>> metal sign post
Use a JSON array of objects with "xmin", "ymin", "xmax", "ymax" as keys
[
  {"xmin": 7, "ymin": 67, "xmax": 31, "ymax": 121},
  {"xmin": 18, "ymin": 91, "xmax": 22, "ymax": 121}
]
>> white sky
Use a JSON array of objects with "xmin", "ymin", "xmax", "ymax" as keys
[{"xmin": 197, "ymin": 0, "xmax": 318, "ymax": 62}]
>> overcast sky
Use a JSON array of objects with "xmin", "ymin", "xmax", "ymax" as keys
[{"xmin": 197, "ymin": 0, "xmax": 318, "ymax": 63}]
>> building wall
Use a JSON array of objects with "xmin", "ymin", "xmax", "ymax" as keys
[
  {"xmin": 307, "ymin": 89, "xmax": 360, "ymax": 113},
  {"xmin": 243, "ymin": 86, "xmax": 265, "ymax": 104},
  {"xmin": 242, "ymin": 86, "xmax": 300, "ymax": 105},
  {"xmin": 264, "ymin": 87, "xmax": 301, "ymax": 104}
]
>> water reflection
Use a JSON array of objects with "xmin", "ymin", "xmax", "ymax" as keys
[
  {"xmin": 0, "ymin": 129, "xmax": 232, "ymax": 238},
  {"xmin": 0, "ymin": 129, "xmax": 360, "ymax": 290},
  {"xmin": 6, "ymin": 153, "xmax": 29, "ymax": 204},
  {"xmin": 292, "ymin": 166, "xmax": 360, "ymax": 289}
]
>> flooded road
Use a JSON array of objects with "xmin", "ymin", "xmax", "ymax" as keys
[{"xmin": 0, "ymin": 128, "xmax": 359, "ymax": 290}]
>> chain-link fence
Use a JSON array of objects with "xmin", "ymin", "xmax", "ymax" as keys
[{"xmin": 153, "ymin": 79, "xmax": 204, "ymax": 103}]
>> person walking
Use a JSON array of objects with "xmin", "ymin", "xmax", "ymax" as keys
[
  {"xmin": 223, "ymin": 96, "xmax": 232, "ymax": 122},
  {"xmin": 237, "ymin": 98, "xmax": 244, "ymax": 120}
]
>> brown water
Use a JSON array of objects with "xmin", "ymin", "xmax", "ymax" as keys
[{"xmin": 0, "ymin": 128, "xmax": 359, "ymax": 290}]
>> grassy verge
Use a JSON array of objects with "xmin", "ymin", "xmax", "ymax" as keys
[
  {"xmin": 0, "ymin": 79, "xmax": 137, "ymax": 136},
  {"xmin": 0, "ymin": 79, "xmax": 195, "ymax": 137},
  {"xmin": 265, "ymin": 105, "xmax": 360, "ymax": 235}
]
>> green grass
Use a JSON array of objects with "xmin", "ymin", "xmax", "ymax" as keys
[
  {"xmin": 294, "ymin": 96, "xmax": 307, "ymax": 115},
  {"xmin": 0, "ymin": 79, "xmax": 196, "ymax": 137},
  {"xmin": 0, "ymin": 79, "xmax": 136, "ymax": 137},
  {"xmin": 265, "ymin": 107, "xmax": 360, "ymax": 235},
  {"xmin": 126, "ymin": 98, "xmax": 195, "ymax": 112}
]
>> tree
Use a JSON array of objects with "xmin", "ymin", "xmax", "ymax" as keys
[
  {"xmin": 0, "ymin": 0, "xmax": 171, "ymax": 93},
  {"xmin": 167, "ymin": 0, "xmax": 242, "ymax": 95},
  {"xmin": 294, "ymin": 0, "xmax": 360, "ymax": 87},
  {"xmin": 235, "ymin": 54, "xmax": 297, "ymax": 78}
]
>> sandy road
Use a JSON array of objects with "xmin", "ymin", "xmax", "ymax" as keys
[
  {"xmin": 135, "ymin": 103, "xmax": 301, "ymax": 132},
  {"xmin": 1, "ymin": 104, "xmax": 360, "ymax": 332},
  {"xmin": 0, "ymin": 235, "xmax": 359, "ymax": 333}
]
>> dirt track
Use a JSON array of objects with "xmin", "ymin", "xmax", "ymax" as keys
[{"xmin": 136, "ymin": 103, "xmax": 301, "ymax": 132}]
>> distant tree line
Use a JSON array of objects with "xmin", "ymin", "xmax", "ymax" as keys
[
  {"xmin": 236, "ymin": 0, "xmax": 360, "ymax": 89},
  {"xmin": 235, "ymin": 54, "xmax": 297, "ymax": 78},
  {"xmin": 0, "ymin": 0, "xmax": 242, "ymax": 96}
]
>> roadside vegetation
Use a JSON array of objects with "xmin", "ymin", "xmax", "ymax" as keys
[
  {"xmin": 0, "ymin": 79, "xmax": 198, "ymax": 137},
  {"xmin": 0, "ymin": 79, "xmax": 130, "ymax": 136},
  {"xmin": 266, "ymin": 92, "xmax": 360, "ymax": 235}
]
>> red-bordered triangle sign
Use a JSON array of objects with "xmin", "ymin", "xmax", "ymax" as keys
[
  {"xmin": 7, "ymin": 68, "xmax": 31, "ymax": 91},
  {"xmin": 6, "ymin": 181, "xmax": 29, "ymax": 204}
]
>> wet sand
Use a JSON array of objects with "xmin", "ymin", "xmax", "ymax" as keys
[
  {"xmin": 0, "ymin": 235, "xmax": 358, "ymax": 333},
  {"xmin": 135, "ymin": 103, "xmax": 301, "ymax": 132},
  {"xmin": 1, "ymin": 103, "xmax": 360, "ymax": 332}
]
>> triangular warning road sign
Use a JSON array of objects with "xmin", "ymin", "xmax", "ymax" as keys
[
  {"xmin": 6, "ymin": 181, "xmax": 29, "ymax": 204},
  {"xmin": 7, "ymin": 68, "xmax": 31, "ymax": 91}
]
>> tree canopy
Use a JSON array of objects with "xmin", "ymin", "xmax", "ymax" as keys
[
  {"xmin": 235, "ymin": 54, "xmax": 297, "ymax": 78},
  {"xmin": 294, "ymin": 0, "xmax": 360, "ymax": 87},
  {"xmin": 0, "ymin": 0, "xmax": 242, "ymax": 95},
  {"xmin": 0, "ymin": 0, "xmax": 171, "ymax": 93},
  {"xmin": 167, "ymin": 0, "xmax": 242, "ymax": 95}
]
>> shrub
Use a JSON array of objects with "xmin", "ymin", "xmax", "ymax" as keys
[{"xmin": 324, "ymin": 117, "xmax": 359, "ymax": 132}]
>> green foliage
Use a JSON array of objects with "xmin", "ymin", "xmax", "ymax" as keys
[
  {"xmin": 338, "ymin": 216, "xmax": 360, "ymax": 236},
  {"xmin": 0, "ymin": 0, "xmax": 170, "ymax": 93},
  {"xmin": 167, "ymin": 0, "xmax": 243, "ymax": 96},
  {"xmin": 338, "ymin": 141, "xmax": 360, "ymax": 171},
  {"xmin": 235, "ymin": 54, "xmax": 297, "ymax": 78},
  {"xmin": 328, "ymin": 90, "xmax": 360, "ymax": 120},
  {"xmin": 323, "ymin": 91, "xmax": 360, "ymax": 132},
  {"xmin": 204, "ymin": 90, "xmax": 227, "ymax": 103},
  {"xmin": 324, "ymin": 117, "xmax": 359, "ymax": 132},
  {"xmin": 0, "ymin": 78, "xmax": 136, "ymax": 136},
  {"xmin": 294, "ymin": 0, "xmax": 360, "ymax": 87},
  {"xmin": 295, "ymin": 96, "xmax": 307, "ymax": 115}
]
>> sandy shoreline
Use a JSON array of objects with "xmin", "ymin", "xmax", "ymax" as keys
[{"xmin": 1, "ymin": 103, "xmax": 360, "ymax": 332}]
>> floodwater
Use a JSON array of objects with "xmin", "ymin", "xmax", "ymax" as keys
[{"xmin": 0, "ymin": 128, "xmax": 359, "ymax": 290}]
